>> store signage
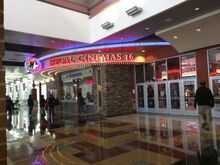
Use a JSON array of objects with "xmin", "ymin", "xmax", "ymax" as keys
[
  {"xmin": 25, "ymin": 58, "xmax": 41, "ymax": 73},
  {"xmin": 61, "ymin": 72, "xmax": 82, "ymax": 80},
  {"xmin": 49, "ymin": 53, "xmax": 136, "ymax": 67}
]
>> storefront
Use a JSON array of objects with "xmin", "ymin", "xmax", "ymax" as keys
[{"xmin": 135, "ymin": 52, "xmax": 197, "ymax": 116}]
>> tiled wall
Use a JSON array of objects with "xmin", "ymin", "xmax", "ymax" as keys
[
  {"xmin": 0, "ymin": 1, "xmax": 7, "ymax": 165},
  {"xmin": 93, "ymin": 65, "xmax": 134, "ymax": 116}
]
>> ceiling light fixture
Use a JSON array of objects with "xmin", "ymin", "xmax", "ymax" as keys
[
  {"xmin": 141, "ymin": 50, "xmax": 145, "ymax": 53},
  {"xmin": 145, "ymin": 27, "xmax": 150, "ymax": 30},
  {"xmin": 196, "ymin": 27, "xmax": 201, "ymax": 32},
  {"xmin": 194, "ymin": 7, "xmax": 200, "ymax": 11},
  {"xmin": 126, "ymin": 6, "xmax": 142, "ymax": 16},
  {"xmin": 51, "ymin": 40, "xmax": 55, "ymax": 43},
  {"xmin": 121, "ymin": 38, "xmax": 124, "ymax": 40},
  {"xmin": 101, "ymin": 21, "xmax": 114, "ymax": 30},
  {"xmin": 173, "ymin": 35, "xmax": 178, "ymax": 39}
]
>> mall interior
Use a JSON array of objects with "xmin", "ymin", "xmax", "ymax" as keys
[{"xmin": 1, "ymin": 0, "xmax": 220, "ymax": 165}]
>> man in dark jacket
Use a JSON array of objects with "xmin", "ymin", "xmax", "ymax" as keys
[
  {"xmin": 194, "ymin": 81, "xmax": 214, "ymax": 130},
  {"xmin": 6, "ymin": 96, "xmax": 13, "ymax": 121},
  {"xmin": 48, "ymin": 94, "xmax": 55, "ymax": 124},
  {"xmin": 28, "ymin": 95, "xmax": 34, "ymax": 116}
]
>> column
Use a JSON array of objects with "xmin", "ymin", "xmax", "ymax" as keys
[
  {"xmin": 0, "ymin": 1, "xmax": 7, "ymax": 164},
  {"xmin": 93, "ymin": 65, "xmax": 134, "ymax": 116}
]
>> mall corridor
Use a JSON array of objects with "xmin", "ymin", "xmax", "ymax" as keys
[{"xmin": 1, "ymin": 0, "xmax": 220, "ymax": 164}]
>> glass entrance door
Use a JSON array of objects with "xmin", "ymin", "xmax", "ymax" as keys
[
  {"xmin": 183, "ymin": 79, "xmax": 197, "ymax": 115},
  {"xmin": 210, "ymin": 77, "xmax": 220, "ymax": 117},
  {"xmin": 169, "ymin": 81, "xmax": 181, "ymax": 110},
  {"xmin": 136, "ymin": 84, "xmax": 146, "ymax": 112},
  {"xmin": 147, "ymin": 84, "xmax": 156, "ymax": 111},
  {"xmin": 157, "ymin": 82, "xmax": 169, "ymax": 113}
]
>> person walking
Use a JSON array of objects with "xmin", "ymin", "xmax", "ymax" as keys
[
  {"xmin": 77, "ymin": 93, "xmax": 85, "ymax": 114},
  {"xmin": 194, "ymin": 81, "xmax": 214, "ymax": 130},
  {"xmin": 28, "ymin": 95, "xmax": 34, "ymax": 116},
  {"xmin": 40, "ymin": 95, "xmax": 46, "ymax": 116},
  {"xmin": 6, "ymin": 96, "xmax": 13, "ymax": 121},
  {"xmin": 48, "ymin": 94, "xmax": 55, "ymax": 124}
]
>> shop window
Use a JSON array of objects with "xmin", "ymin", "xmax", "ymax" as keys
[
  {"xmin": 135, "ymin": 64, "xmax": 144, "ymax": 83},
  {"xmin": 181, "ymin": 54, "xmax": 196, "ymax": 78},
  {"xmin": 155, "ymin": 60, "xmax": 167, "ymax": 81},
  {"xmin": 145, "ymin": 63, "xmax": 155, "ymax": 82},
  {"xmin": 167, "ymin": 57, "xmax": 180, "ymax": 80},
  {"xmin": 208, "ymin": 49, "xmax": 220, "ymax": 76}
]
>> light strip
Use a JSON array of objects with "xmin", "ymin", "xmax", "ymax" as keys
[{"xmin": 39, "ymin": 42, "xmax": 170, "ymax": 61}]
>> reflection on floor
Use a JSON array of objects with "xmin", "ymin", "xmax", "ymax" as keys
[{"xmin": 6, "ymin": 108, "xmax": 220, "ymax": 165}]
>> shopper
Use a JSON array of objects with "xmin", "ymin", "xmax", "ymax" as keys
[
  {"xmin": 6, "ymin": 96, "xmax": 13, "ymax": 122},
  {"xmin": 194, "ymin": 81, "xmax": 214, "ymax": 130},
  {"xmin": 40, "ymin": 95, "xmax": 46, "ymax": 115},
  {"xmin": 77, "ymin": 93, "xmax": 85, "ymax": 114},
  {"xmin": 48, "ymin": 94, "xmax": 56, "ymax": 124},
  {"xmin": 28, "ymin": 95, "xmax": 34, "ymax": 116}
]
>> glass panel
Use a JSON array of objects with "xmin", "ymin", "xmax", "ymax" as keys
[
  {"xmin": 135, "ymin": 64, "xmax": 144, "ymax": 83},
  {"xmin": 158, "ymin": 83, "xmax": 167, "ymax": 109},
  {"xmin": 172, "ymin": 120, "xmax": 183, "ymax": 149},
  {"xmin": 145, "ymin": 63, "xmax": 155, "ymax": 82},
  {"xmin": 137, "ymin": 85, "xmax": 144, "ymax": 107},
  {"xmin": 208, "ymin": 49, "xmax": 220, "ymax": 76},
  {"xmin": 184, "ymin": 81, "xmax": 196, "ymax": 110},
  {"xmin": 212, "ymin": 79, "xmax": 220, "ymax": 111},
  {"xmin": 167, "ymin": 57, "xmax": 180, "ymax": 80},
  {"xmin": 155, "ymin": 60, "xmax": 167, "ymax": 81},
  {"xmin": 186, "ymin": 121, "xmax": 199, "ymax": 152},
  {"xmin": 170, "ymin": 82, "xmax": 180, "ymax": 109},
  {"xmin": 160, "ymin": 118, "xmax": 169, "ymax": 145},
  {"xmin": 147, "ymin": 84, "xmax": 155, "ymax": 108},
  {"xmin": 181, "ymin": 54, "xmax": 196, "ymax": 78}
]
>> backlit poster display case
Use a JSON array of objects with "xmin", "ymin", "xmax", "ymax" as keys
[
  {"xmin": 209, "ymin": 52, "xmax": 220, "ymax": 76},
  {"xmin": 184, "ymin": 81, "xmax": 196, "ymax": 110},
  {"xmin": 212, "ymin": 79, "xmax": 220, "ymax": 111},
  {"xmin": 145, "ymin": 63, "xmax": 155, "ymax": 82},
  {"xmin": 181, "ymin": 54, "xmax": 196, "ymax": 78},
  {"xmin": 155, "ymin": 60, "xmax": 167, "ymax": 81},
  {"xmin": 167, "ymin": 57, "xmax": 180, "ymax": 80}
]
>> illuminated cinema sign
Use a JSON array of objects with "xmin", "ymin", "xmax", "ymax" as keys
[
  {"xmin": 48, "ymin": 53, "xmax": 143, "ymax": 67},
  {"xmin": 25, "ymin": 58, "xmax": 41, "ymax": 73}
]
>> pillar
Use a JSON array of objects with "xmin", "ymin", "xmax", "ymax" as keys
[
  {"xmin": 0, "ymin": 1, "xmax": 7, "ymax": 164},
  {"xmin": 196, "ymin": 49, "xmax": 209, "ymax": 87},
  {"xmin": 93, "ymin": 65, "xmax": 134, "ymax": 116}
]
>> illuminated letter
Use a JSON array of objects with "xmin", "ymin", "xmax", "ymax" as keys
[
  {"xmin": 78, "ymin": 55, "xmax": 84, "ymax": 62},
  {"xmin": 110, "ymin": 54, "xmax": 117, "ymax": 61},
  {"xmin": 116, "ymin": 53, "xmax": 122, "ymax": 60}
]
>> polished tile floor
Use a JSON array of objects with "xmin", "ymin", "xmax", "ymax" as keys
[{"xmin": 6, "ymin": 106, "xmax": 220, "ymax": 165}]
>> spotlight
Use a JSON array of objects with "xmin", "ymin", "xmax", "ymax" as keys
[
  {"xmin": 126, "ymin": 6, "xmax": 142, "ymax": 16},
  {"xmin": 101, "ymin": 21, "xmax": 114, "ymax": 30}
]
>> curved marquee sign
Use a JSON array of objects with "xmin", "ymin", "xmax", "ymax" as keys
[{"xmin": 41, "ymin": 52, "xmax": 145, "ymax": 70}]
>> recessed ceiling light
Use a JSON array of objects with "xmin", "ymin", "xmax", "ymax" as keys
[
  {"xmin": 173, "ymin": 35, "xmax": 178, "ymax": 39},
  {"xmin": 194, "ymin": 7, "xmax": 200, "ymax": 11},
  {"xmin": 145, "ymin": 27, "xmax": 150, "ymax": 30},
  {"xmin": 165, "ymin": 18, "xmax": 173, "ymax": 22},
  {"xmin": 141, "ymin": 50, "xmax": 145, "ymax": 52},
  {"xmin": 121, "ymin": 38, "xmax": 124, "ymax": 40},
  {"xmin": 196, "ymin": 27, "xmax": 201, "ymax": 32},
  {"xmin": 51, "ymin": 40, "xmax": 55, "ymax": 43}
]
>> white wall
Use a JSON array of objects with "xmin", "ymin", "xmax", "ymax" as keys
[
  {"xmin": 4, "ymin": 0, "xmax": 185, "ymax": 44},
  {"xmin": 90, "ymin": 0, "xmax": 186, "ymax": 42},
  {"xmin": 4, "ymin": 0, "xmax": 90, "ymax": 43}
]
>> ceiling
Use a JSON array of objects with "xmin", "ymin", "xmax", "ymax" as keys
[{"xmin": 3, "ymin": 0, "xmax": 220, "ymax": 71}]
